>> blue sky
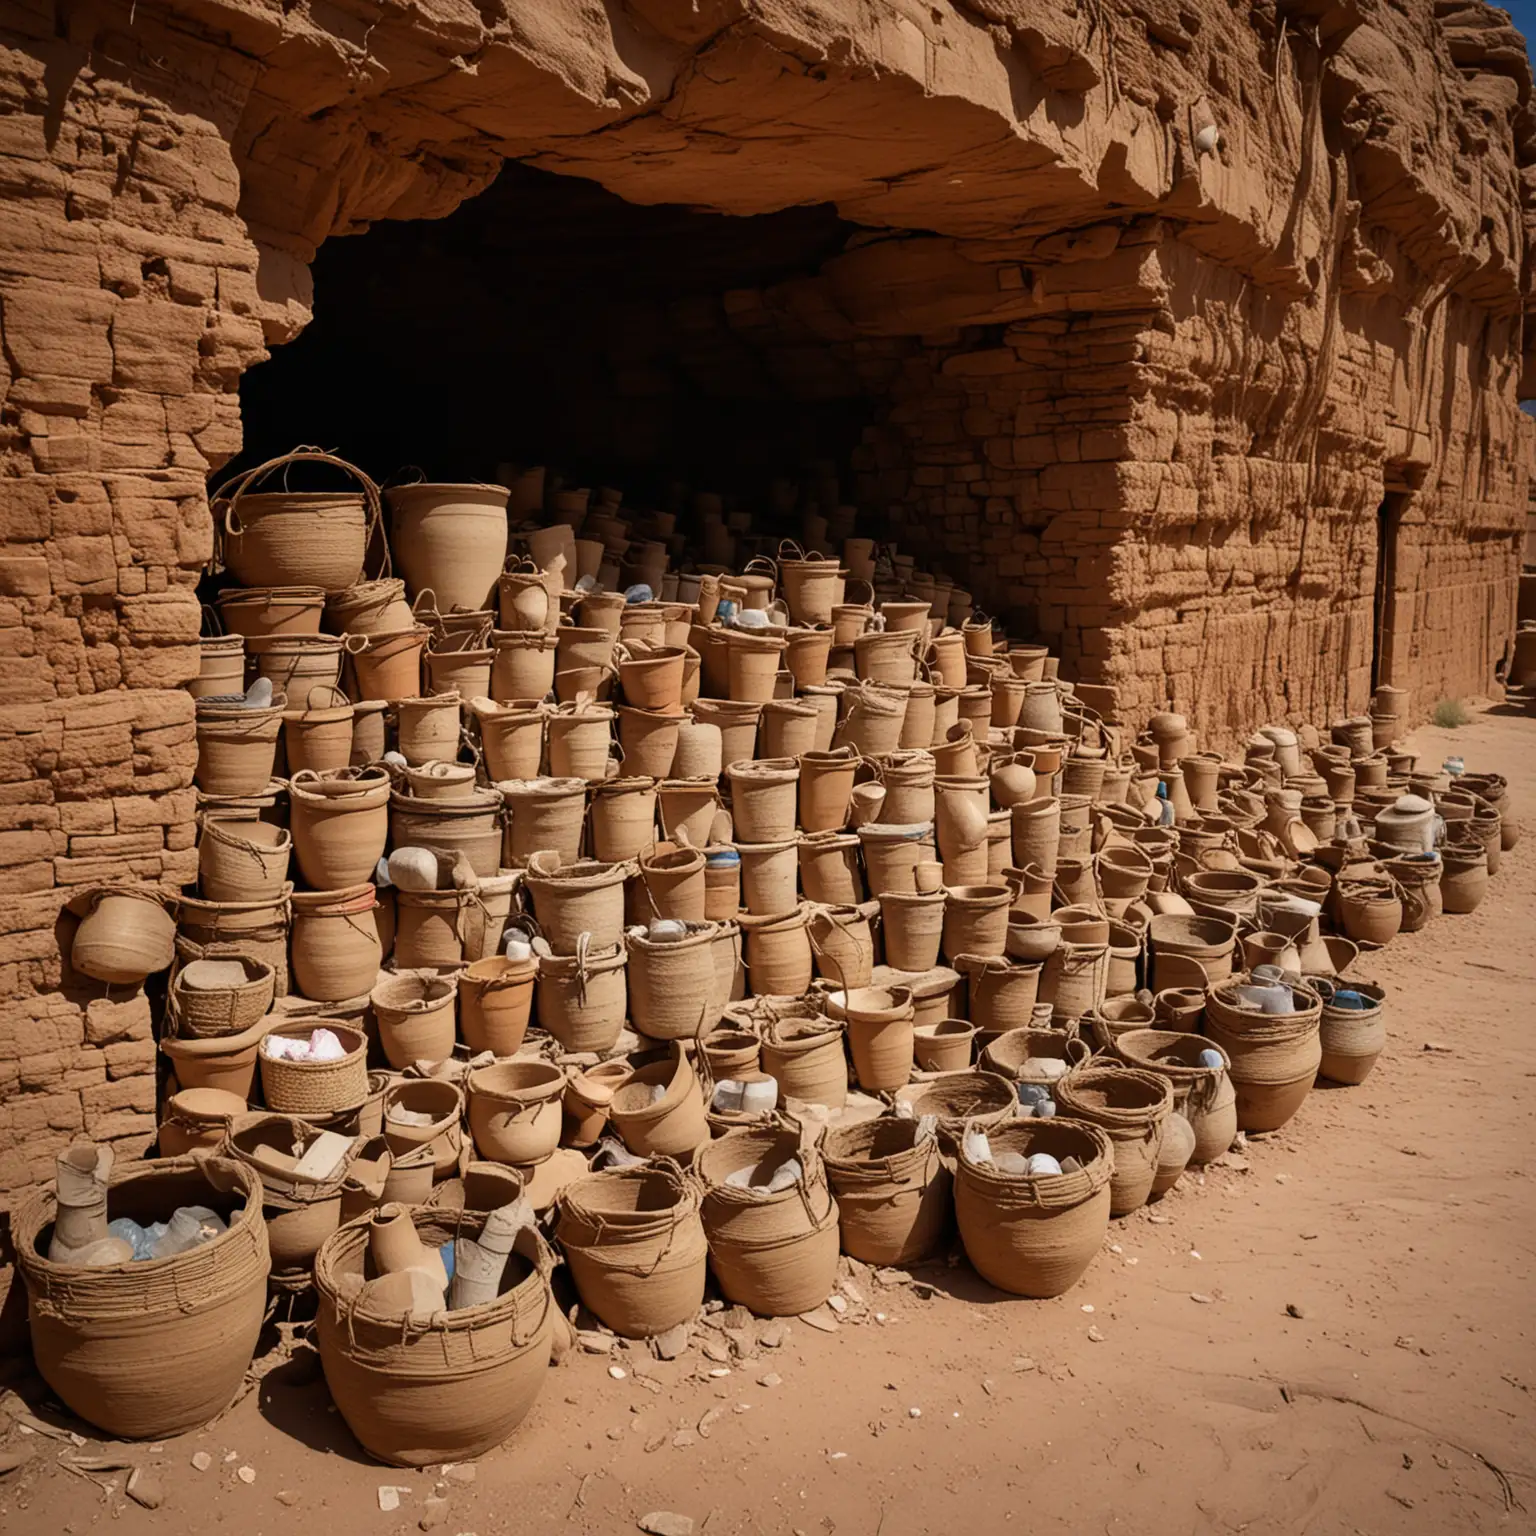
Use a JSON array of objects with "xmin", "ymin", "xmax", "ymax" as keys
[{"xmin": 1498, "ymin": 1, "xmax": 1536, "ymax": 53}]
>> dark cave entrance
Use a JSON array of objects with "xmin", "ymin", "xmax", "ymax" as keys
[{"xmin": 231, "ymin": 161, "xmax": 877, "ymax": 510}]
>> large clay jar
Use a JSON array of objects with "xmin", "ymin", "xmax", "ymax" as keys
[{"xmin": 386, "ymin": 482, "xmax": 510, "ymax": 613}]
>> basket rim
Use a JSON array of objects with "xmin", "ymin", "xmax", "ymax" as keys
[{"xmin": 262, "ymin": 1020, "xmax": 368, "ymax": 1067}]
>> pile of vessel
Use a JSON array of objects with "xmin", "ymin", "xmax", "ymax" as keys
[{"xmin": 20, "ymin": 447, "xmax": 1514, "ymax": 1464}]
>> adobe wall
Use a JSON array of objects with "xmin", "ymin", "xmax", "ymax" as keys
[{"xmin": 0, "ymin": 0, "xmax": 1532, "ymax": 1195}]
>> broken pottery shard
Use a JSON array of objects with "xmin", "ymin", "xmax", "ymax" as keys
[
  {"xmin": 798, "ymin": 1306, "xmax": 839, "ymax": 1333},
  {"xmin": 652, "ymin": 1322, "xmax": 690, "ymax": 1360},
  {"xmin": 126, "ymin": 1468, "xmax": 164, "ymax": 1509}
]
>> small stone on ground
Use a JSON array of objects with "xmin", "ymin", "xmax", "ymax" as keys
[{"xmin": 639, "ymin": 1513, "xmax": 694, "ymax": 1536}]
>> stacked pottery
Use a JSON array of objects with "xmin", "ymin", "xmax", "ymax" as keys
[{"xmin": 147, "ymin": 438, "xmax": 1514, "ymax": 1430}]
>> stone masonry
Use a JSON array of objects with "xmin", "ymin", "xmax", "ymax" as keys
[{"xmin": 1, "ymin": 0, "xmax": 1533, "ymax": 1197}]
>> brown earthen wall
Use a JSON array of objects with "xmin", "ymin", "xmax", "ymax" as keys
[{"xmin": 1, "ymin": 0, "xmax": 1533, "ymax": 1196}]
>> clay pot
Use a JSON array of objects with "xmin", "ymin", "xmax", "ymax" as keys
[
  {"xmin": 371, "ymin": 971, "xmax": 458, "ymax": 1069},
  {"xmin": 785, "ymin": 626, "xmax": 834, "ymax": 689},
  {"xmin": 1203, "ymin": 980, "xmax": 1322, "ymax": 1133},
  {"xmin": 912, "ymin": 1017, "xmax": 976, "ymax": 1072},
  {"xmin": 160, "ymin": 1014, "xmax": 272, "ymax": 1100},
  {"xmin": 523, "ymin": 854, "xmax": 628, "ymax": 956},
  {"xmin": 616, "ymin": 707, "xmax": 680, "ymax": 779},
  {"xmin": 289, "ymin": 767, "xmax": 390, "ymax": 889},
  {"xmin": 628, "ymin": 921, "xmax": 724, "ymax": 1041},
  {"xmin": 382, "ymin": 1079, "xmax": 464, "ymax": 1177},
  {"xmin": 1010, "ymin": 796, "xmax": 1060, "ymax": 876},
  {"xmin": 387, "ymin": 483, "xmax": 509, "ymax": 613},
  {"xmin": 1053, "ymin": 1065, "xmax": 1172, "ymax": 1216},
  {"xmin": 328, "ymin": 577, "xmax": 414, "ymax": 637},
  {"xmin": 727, "ymin": 758, "xmax": 800, "ymax": 842},
  {"xmin": 190, "ymin": 635, "xmax": 245, "ymax": 700},
  {"xmin": 458, "ymin": 956, "xmax": 537, "ymax": 1056},
  {"xmin": 283, "ymin": 687, "xmax": 356, "ymax": 775},
  {"xmin": 290, "ymin": 884, "xmax": 381, "ymax": 1002},
  {"xmin": 468, "ymin": 1059, "xmax": 566, "ymax": 1165},
  {"xmin": 71, "ymin": 887, "xmax": 175, "ymax": 985},
  {"xmin": 492, "ymin": 629, "xmax": 559, "ymax": 699},
  {"xmin": 557, "ymin": 1164, "xmax": 707, "ymax": 1339},
  {"xmin": 498, "ymin": 777, "xmax": 585, "ymax": 867},
  {"xmin": 690, "ymin": 698, "xmax": 761, "ymax": 769},
  {"xmin": 834, "ymin": 984, "xmax": 914, "ymax": 1092},
  {"xmin": 823, "ymin": 1118, "xmax": 948, "ymax": 1267},
  {"xmin": 955, "ymin": 1121, "xmax": 1112, "ymax": 1297},
  {"xmin": 158, "ymin": 1087, "xmax": 249, "ymax": 1158},
  {"xmin": 390, "ymin": 787, "xmax": 503, "ymax": 878},
  {"xmin": 395, "ymin": 694, "xmax": 461, "ymax": 765},
  {"xmin": 836, "ymin": 683, "xmax": 907, "ymax": 758},
  {"xmin": 546, "ymin": 702, "xmax": 617, "ymax": 783},
  {"xmin": 538, "ymin": 939, "xmax": 628, "ymax": 1053},
  {"xmin": 942, "ymin": 883, "xmax": 1013, "ymax": 961},
  {"xmin": 195, "ymin": 701, "xmax": 285, "ymax": 796},
  {"xmin": 796, "ymin": 749, "xmax": 858, "ymax": 833},
  {"xmin": 761, "ymin": 1015, "xmax": 847, "ymax": 1109},
  {"xmin": 696, "ymin": 1125, "xmax": 840, "ymax": 1316},
  {"xmin": 346, "ymin": 628, "xmax": 426, "ymax": 701},
  {"xmin": 880, "ymin": 888, "xmax": 946, "ymax": 972},
  {"xmin": 637, "ymin": 844, "xmax": 707, "ymax": 921},
  {"xmin": 725, "ymin": 631, "xmax": 787, "ymax": 703},
  {"xmin": 609, "ymin": 1042, "xmax": 708, "ymax": 1158},
  {"xmin": 737, "ymin": 904, "xmax": 814, "ymax": 996}
]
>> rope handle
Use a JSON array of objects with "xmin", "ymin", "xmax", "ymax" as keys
[
  {"xmin": 211, "ymin": 447, "xmax": 389, "ymax": 578},
  {"xmin": 411, "ymin": 587, "xmax": 444, "ymax": 627},
  {"xmin": 429, "ymin": 619, "xmax": 493, "ymax": 655}
]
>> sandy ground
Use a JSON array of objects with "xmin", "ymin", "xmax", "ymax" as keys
[{"xmin": 3, "ymin": 703, "xmax": 1533, "ymax": 1536}]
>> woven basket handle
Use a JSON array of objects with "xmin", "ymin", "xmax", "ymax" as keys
[{"xmin": 212, "ymin": 447, "xmax": 388, "ymax": 578}]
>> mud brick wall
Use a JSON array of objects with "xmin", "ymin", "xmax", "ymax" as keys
[{"xmin": 0, "ymin": 13, "xmax": 257, "ymax": 1195}]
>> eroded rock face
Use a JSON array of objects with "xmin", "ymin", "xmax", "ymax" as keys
[{"xmin": 0, "ymin": 0, "xmax": 1531, "ymax": 1195}]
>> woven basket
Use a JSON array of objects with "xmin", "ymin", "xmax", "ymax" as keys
[
  {"xmin": 12, "ymin": 1155, "xmax": 269, "ymax": 1439},
  {"xmin": 258, "ymin": 1021, "xmax": 369, "ymax": 1115},
  {"xmin": 170, "ymin": 954, "xmax": 275, "ymax": 1039}
]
